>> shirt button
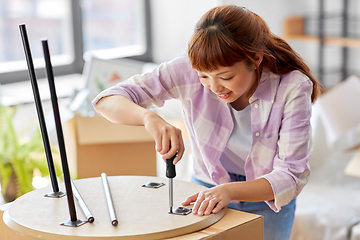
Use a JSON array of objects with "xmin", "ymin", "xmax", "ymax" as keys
[
  {"xmin": 255, "ymin": 132, "xmax": 260, "ymax": 137},
  {"xmin": 254, "ymin": 103, "xmax": 259, "ymax": 108}
]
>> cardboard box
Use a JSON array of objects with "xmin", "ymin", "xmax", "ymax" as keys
[
  {"xmin": 167, "ymin": 209, "xmax": 263, "ymax": 239},
  {"xmin": 0, "ymin": 203, "xmax": 263, "ymax": 240},
  {"xmin": 62, "ymin": 114, "xmax": 157, "ymax": 178}
]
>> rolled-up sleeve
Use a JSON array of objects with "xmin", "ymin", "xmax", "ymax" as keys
[{"xmin": 92, "ymin": 56, "xmax": 199, "ymax": 110}]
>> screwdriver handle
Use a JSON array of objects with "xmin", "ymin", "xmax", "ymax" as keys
[{"xmin": 166, "ymin": 155, "xmax": 176, "ymax": 179}]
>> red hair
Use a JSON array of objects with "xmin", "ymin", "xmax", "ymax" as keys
[{"xmin": 188, "ymin": 5, "xmax": 323, "ymax": 102}]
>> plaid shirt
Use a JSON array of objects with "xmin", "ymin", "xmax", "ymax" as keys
[{"xmin": 93, "ymin": 56, "xmax": 313, "ymax": 212}]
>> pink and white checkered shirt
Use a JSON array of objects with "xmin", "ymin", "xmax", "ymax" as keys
[{"xmin": 93, "ymin": 56, "xmax": 313, "ymax": 212}]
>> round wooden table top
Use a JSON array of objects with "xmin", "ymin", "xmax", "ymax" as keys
[{"xmin": 4, "ymin": 176, "xmax": 226, "ymax": 239}]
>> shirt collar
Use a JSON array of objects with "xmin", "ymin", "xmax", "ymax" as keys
[{"xmin": 249, "ymin": 70, "xmax": 280, "ymax": 104}]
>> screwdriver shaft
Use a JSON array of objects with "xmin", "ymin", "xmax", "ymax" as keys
[{"xmin": 169, "ymin": 178, "xmax": 173, "ymax": 213}]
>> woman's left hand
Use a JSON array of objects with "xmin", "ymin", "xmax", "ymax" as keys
[{"xmin": 181, "ymin": 184, "xmax": 231, "ymax": 216}]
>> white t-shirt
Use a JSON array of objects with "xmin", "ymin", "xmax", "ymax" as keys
[{"xmin": 219, "ymin": 104, "xmax": 252, "ymax": 176}]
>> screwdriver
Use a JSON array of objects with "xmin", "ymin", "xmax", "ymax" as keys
[{"xmin": 166, "ymin": 155, "xmax": 177, "ymax": 213}]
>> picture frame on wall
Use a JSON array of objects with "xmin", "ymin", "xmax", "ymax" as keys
[{"xmin": 84, "ymin": 56, "xmax": 145, "ymax": 101}]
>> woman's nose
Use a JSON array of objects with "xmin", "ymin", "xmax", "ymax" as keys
[{"xmin": 209, "ymin": 79, "xmax": 223, "ymax": 93}]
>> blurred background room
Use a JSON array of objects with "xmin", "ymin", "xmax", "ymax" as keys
[{"xmin": 1, "ymin": 0, "xmax": 360, "ymax": 239}]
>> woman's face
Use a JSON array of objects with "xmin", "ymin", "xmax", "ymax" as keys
[{"xmin": 197, "ymin": 61, "xmax": 258, "ymax": 109}]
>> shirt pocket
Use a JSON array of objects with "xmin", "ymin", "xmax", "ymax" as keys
[{"xmin": 251, "ymin": 135, "xmax": 279, "ymax": 168}]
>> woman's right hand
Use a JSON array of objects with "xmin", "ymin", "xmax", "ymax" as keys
[
  {"xmin": 96, "ymin": 95, "xmax": 184, "ymax": 163},
  {"xmin": 143, "ymin": 111, "xmax": 185, "ymax": 164}
]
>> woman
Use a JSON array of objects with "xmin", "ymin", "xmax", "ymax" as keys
[{"xmin": 93, "ymin": 5, "xmax": 322, "ymax": 239}]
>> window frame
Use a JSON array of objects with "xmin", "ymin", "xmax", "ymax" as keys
[{"xmin": 0, "ymin": 0, "xmax": 152, "ymax": 85}]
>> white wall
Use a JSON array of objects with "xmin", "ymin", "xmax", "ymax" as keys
[
  {"xmin": 150, "ymin": 0, "xmax": 221, "ymax": 63},
  {"xmin": 149, "ymin": 0, "xmax": 360, "ymax": 87},
  {"xmin": 225, "ymin": 0, "xmax": 299, "ymax": 36},
  {"xmin": 149, "ymin": 0, "xmax": 304, "ymax": 63}
]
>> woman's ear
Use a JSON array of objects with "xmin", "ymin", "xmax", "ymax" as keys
[{"xmin": 254, "ymin": 52, "xmax": 264, "ymax": 68}]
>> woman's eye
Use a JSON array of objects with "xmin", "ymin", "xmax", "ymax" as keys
[{"xmin": 221, "ymin": 77, "xmax": 233, "ymax": 80}]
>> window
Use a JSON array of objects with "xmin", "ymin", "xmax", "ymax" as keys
[
  {"xmin": 0, "ymin": 0, "xmax": 151, "ymax": 84},
  {"xmin": 82, "ymin": 0, "xmax": 148, "ymax": 60}
]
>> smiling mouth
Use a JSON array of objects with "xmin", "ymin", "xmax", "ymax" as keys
[{"xmin": 216, "ymin": 92, "xmax": 231, "ymax": 99}]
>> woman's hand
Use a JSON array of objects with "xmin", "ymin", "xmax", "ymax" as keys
[
  {"xmin": 96, "ymin": 95, "xmax": 184, "ymax": 163},
  {"xmin": 143, "ymin": 111, "xmax": 185, "ymax": 164},
  {"xmin": 181, "ymin": 184, "xmax": 232, "ymax": 216}
]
